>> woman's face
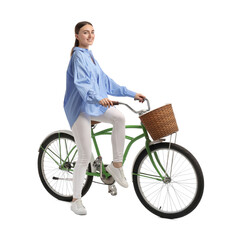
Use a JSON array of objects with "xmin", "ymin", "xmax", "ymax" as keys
[{"xmin": 75, "ymin": 24, "xmax": 95, "ymax": 49}]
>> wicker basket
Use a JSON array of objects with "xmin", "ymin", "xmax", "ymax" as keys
[{"xmin": 139, "ymin": 104, "xmax": 178, "ymax": 140}]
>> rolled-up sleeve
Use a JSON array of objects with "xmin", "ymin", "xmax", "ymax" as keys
[
  {"xmin": 73, "ymin": 55, "xmax": 102, "ymax": 104},
  {"xmin": 104, "ymin": 73, "xmax": 136, "ymax": 98}
]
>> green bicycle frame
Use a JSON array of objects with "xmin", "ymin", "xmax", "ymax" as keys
[
  {"xmin": 89, "ymin": 124, "xmax": 167, "ymax": 181},
  {"xmin": 40, "ymin": 125, "xmax": 168, "ymax": 181}
]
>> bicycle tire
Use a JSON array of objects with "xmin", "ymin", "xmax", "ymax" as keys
[
  {"xmin": 38, "ymin": 132, "xmax": 93, "ymax": 202},
  {"xmin": 132, "ymin": 142, "xmax": 204, "ymax": 219}
]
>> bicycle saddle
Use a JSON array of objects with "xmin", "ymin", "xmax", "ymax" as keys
[{"xmin": 91, "ymin": 121, "xmax": 100, "ymax": 126}]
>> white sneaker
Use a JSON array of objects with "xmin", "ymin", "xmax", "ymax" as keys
[
  {"xmin": 71, "ymin": 199, "xmax": 87, "ymax": 215},
  {"xmin": 106, "ymin": 162, "xmax": 128, "ymax": 188}
]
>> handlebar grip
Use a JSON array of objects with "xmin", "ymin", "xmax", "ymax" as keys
[{"xmin": 112, "ymin": 101, "xmax": 119, "ymax": 105}]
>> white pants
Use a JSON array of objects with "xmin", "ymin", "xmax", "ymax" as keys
[{"xmin": 71, "ymin": 107, "xmax": 125, "ymax": 199}]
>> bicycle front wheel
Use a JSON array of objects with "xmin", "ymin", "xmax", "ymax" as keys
[
  {"xmin": 132, "ymin": 142, "xmax": 204, "ymax": 219},
  {"xmin": 38, "ymin": 132, "xmax": 93, "ymax": 202}
]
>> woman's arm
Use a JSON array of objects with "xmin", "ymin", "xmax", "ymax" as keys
[
  {"xmin": 103, "ymin": 73, "xmax": 136, "ymax": 98},
  {"xmin": 101, "ymin": 72, "xmax": 146, "ymax": 106},
  {"xmin": 73, "ymin": 55, "xmax": 102, "ymax": 104}
]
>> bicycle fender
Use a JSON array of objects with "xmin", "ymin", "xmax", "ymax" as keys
[{"xmin": 38, "ymin": 130, "xmax": 73, "ymax": 152}]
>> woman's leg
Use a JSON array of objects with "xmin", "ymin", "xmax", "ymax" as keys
[
  {"xmin": 92, "ymin": 107, "xmax": 125, "ymax": 165},
  {"xmin": 92, "ymin": 107, "xmax": 128, "ymax": 188},
  {"xmin": 71, "ymin": 112, "xmax": 92, "ymax": 200}
]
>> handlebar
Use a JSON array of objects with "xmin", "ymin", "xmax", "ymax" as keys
[{"xmin": 112, "ymin": 99, "xmax": 150, "ymax": 115}]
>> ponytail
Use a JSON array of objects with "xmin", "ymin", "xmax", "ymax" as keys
[{"xmin": 70, "ymin": 38, "xmax": 79, "ymax": 56}]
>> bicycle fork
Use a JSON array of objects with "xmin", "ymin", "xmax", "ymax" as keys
[
  {"xmin": 141, "ymin": 124, "xmax": 176, "ymax": 182},
  {"xmin": 145, "ymin": 141, "xmax": 167, "ymax": 181}
]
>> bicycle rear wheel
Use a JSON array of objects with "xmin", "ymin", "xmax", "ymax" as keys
[
  {"xmin": 132, "ymin": 142, "xmax": 204, "ymax": 219},
  {"xmin": 38, "ymin": 132, "xmax": 93, "ymax": 202}
]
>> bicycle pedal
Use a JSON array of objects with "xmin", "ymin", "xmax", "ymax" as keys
[{"xmin": 108, "ymin": 184, "xmax": 117, "ymax": 196}]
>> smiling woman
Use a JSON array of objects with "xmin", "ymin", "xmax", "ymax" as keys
[
  {"xmin": 63, "ymin": 21, "xmax": 145, "ymax": 215},
  {"xmin": 70, "ymin": 21, "xmax": 95, "ymax": 56}
]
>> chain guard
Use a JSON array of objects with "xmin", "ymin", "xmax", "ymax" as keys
[
  {"xmin": 101, "ymin": 175, "xmax": 115, "ymax": 185},
  {"xmin": 101, "ymin": 164, "xmax": 115, "ymax": 185}
]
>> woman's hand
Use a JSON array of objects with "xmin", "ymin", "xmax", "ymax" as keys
[
  {"xmin": 99, "ymin": 98, "xmax": 113, "ymax": 108},
  {"xmin": 134, "ymin": 93, "xmax": 146, "ymax": 103}
]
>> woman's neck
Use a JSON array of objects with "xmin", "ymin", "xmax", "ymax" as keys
[{"xmin": 78, "ymin": 45, "xmax": 89, "ymax": 49}]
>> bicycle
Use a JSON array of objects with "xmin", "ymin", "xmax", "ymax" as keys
[{"xmin": 38, "ymin": 99, "xmax": 204, "ymax": 219}]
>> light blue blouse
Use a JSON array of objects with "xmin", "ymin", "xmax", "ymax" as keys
[{"xmin": 64, "ymin": 47, "xmax": 136, "ymax": 128}]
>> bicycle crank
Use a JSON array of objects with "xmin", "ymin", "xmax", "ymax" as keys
[
  {"xmin": 101, "ymin": 176, "xmax": 115, "ymax": 185},
  {"xmin": 99, "ymin": 164, "xmax": 115, "ymax": 185},
  {"xmin": 101, "ymin": 174, "xmax": 115, "ymax": 185}
]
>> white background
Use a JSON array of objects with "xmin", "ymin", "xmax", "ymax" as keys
[{"xmin": 1, "ymin": 0, "xmax": 240, "ymax": 239}]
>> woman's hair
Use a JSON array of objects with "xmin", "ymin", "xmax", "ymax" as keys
[{"xmin": 70, "ymin": 21, "xmax": 93, "ymax": 56}]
